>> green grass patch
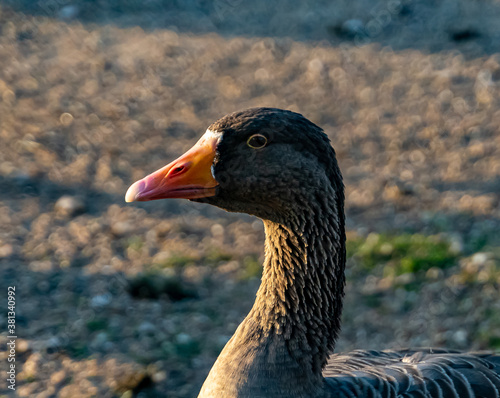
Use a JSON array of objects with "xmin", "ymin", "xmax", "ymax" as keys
[
  {"xmin": 158, "ymin": 253, "xmax": 198, "ymax": 268},
  {"xmin": 347, "ymin": 233, "xmax": 458, "ymax": 276},
  {"xmin": 86, "ymin": 318, "xmax": 108, "ymax": 332},
  {"xmin": 489, "ymin": 336, "xmax": 500, "ymax": 349},
  {"xmin": 154, "ymin": 249, "xmax": 232, "ymax": 269},
  {"xmin": 65, "ymin": 341, "xmax": 89, "ymax": 358},
  {"xmin": 204, "ymin": 249, "xmax": 233, "ymax": 267},
  {"xmin": 240, "ymin": 255, "xmax": 262, "ymax": 280},
  {"xmin": 476, "ymin": 328, "xmax": 500, "ymax": 350},
  {"xmin": 125, "ymin": 236, "xmax": 144, "ymax": 252}
]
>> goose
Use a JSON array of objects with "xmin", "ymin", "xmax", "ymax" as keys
[{"xmin": 125, "ymin": 108, "xmax": 500, "ymax": 398}]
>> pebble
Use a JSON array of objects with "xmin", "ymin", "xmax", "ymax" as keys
[
  {"xmin": 111, "ymin": 221, "xmax": 135, "ymax": 236},
  {"xmin": 0, "ymin": 243, "xmax": 13, "ymax": 258},
  {"xmin": 22, "ymin": 353, "xmax": 41, "ymax": 376},
  {"xmin": 151, "ymin": 370, "xmax": 168, "ymax": 383},
  {"xmin": 448, "ymin": 234, "xmax": 464, "ymax": 254},
  {"xmin": 105, "ymin": 355, "xmax": 147, "ymax": 390},
  {"xmin": 29, "ymin": 260, "xmax": 54, "ymax": 272},
  {"xmin": 176, "ymin": 333, "xmax": 192, "ymax": 345},
  {"xmin": 452, "ymin": 329, "xmax": 468, "ymax": 346},
  {"xmin": 341, "ymin": 19, "xmax": 365, "ymax": 38},
  {"xmin": 425, "ymin": 267, "xmax": 443, "ymax": 280},
  {"xmin": 2, "ymin": 89, "xmax": 16, "ymax": 105},
  {"xmin": 395, "ymin": 273, "xmax": 415, "ymax": 285},
  {"xmin": 17, "ymin": 339, "xmax": 30, "ymax": 353},
  {"xmin": 91, "ymin": 332, "xmax": 109, "ymax": 349},
  {"xmin": 50, "ymin": 369, "xmax": 67, "ymax": 385},
  {"xmin": 210, "ymin": 223, "xmax": 224, "ymax": 237},
  {"xmin": 59, "ymin": 112, "xmax": 74, "ymax": 127},
  {"xmin": 153, "ymin": 251, "xmax": 172, "ymax": 264},
  {"xmin": 90, "ymin": 294, "xmax": 112, "ymax": 308},
  {"xmin": 138, "ymin": 321, "xmax": 156, "ymax": 334},
  {"xmin": 54, "ymin": 196, "xmax": 86, "ymax": 217},
  {"xmin": 45, "ymin": 337, "xmax": 61, "ymax": 352},
  {"xmin": 58, "ymin": 5, "xmax": 80, "ymax": 20},
  {"xmin": 471, "ymin": 252, "xmax": 490, "ymax": 266}
]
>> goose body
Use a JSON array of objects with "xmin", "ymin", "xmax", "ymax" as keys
[{"xmin": 126, "ymin": 108, "xmax": 500, "ymax": 398}]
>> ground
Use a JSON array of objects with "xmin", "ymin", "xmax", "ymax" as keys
[{"xmin": 0, "ymin": 1, "xmax": 499, "ymax": 397}]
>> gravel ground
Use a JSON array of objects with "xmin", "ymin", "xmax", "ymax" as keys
[{"xmin": 0, "ymin": 2, "xmax": 499, "ymax": 397}]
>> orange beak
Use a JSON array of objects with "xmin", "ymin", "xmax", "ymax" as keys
[{"xmin": 125, "ymin": 132, "xmax": 219, "ymax": 202}]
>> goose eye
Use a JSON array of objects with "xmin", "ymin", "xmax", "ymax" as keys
[{"xmin": 247, "ymin": 134, "xmax": 267, "ymax": 149}]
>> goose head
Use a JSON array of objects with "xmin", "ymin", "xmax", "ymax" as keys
[{"xmin": 125, "ymin": 108, "xmax": 343, "ymax": 224}]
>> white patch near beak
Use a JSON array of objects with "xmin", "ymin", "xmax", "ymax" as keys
[{"xmin": 204, "ymin": 129, "xmax": 222, "ymax": 179}]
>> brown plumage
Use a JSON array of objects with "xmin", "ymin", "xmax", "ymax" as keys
[{"xmin": 126, "ymin": 108, "xmax": 500, "ymax": 398}]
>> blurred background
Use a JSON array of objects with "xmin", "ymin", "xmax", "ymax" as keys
[{"xmin": 0, "ymin": 1, "xmax": 499, "ymax": 397}]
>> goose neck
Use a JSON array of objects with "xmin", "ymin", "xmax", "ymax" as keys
[{"xmin": 250, "ymin": 202, "xmax": 346, "ymax": 373}]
